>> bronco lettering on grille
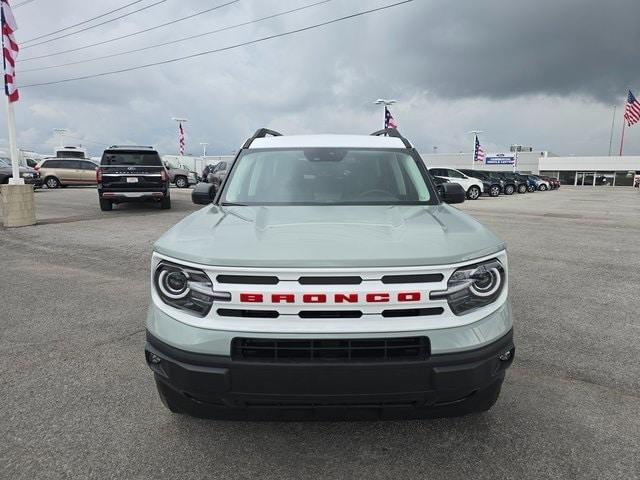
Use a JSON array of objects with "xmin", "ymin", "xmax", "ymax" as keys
[{"xmin": 238, "ymin": 292, "xmax": 422, "ymax": 303}]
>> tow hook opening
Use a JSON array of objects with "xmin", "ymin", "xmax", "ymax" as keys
[{"xmin": 498, "ymin": 347, "xmax": 515, "ymax": 362}]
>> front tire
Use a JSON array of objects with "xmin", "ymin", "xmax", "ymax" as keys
[
  {"xmin": 527, "ymin": 185, "xmax": 535, "ymax": 192},
  {"xmin": 504, "ymin": 184, "xmax": 515, "ymax": 195},
  {"xmin": 539, "ymin": 184, "xmax": 548, "ymax": 191},
  {"xmin": 174, "ymin": 176, "xmax": 188, "ymax": 188},
  {"xmin": 45, "ymin": 176, "xmax": 60, "ymax": 189},
  {"xmin": 517, "ymin": 184, "xmax": 527, "ymax": 193},
  {"xmin": 466, "ymin": 185, "xmax": 481, "ymax": 200},
  {"xmin": 489, "ymin": 185, "xmax": 501, "ymax": 197}
]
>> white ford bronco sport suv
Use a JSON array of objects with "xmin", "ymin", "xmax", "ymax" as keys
[{"xmin": 145, "ymin": 128, "xmax": 514, "ymax": 419}]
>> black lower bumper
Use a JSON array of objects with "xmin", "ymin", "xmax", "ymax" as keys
[{"xmin": 146, "ymin": 330, "xmax": 514, "ymax": 416}]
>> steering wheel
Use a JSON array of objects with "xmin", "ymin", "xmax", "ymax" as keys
[{"xmin": 356, "ymin": 189, "xmax": 396, "ymax": 199}]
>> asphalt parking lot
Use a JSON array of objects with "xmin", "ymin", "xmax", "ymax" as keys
[{"xmin": 2, "ymin": 186, "xmax": 639, "ymax": 479}]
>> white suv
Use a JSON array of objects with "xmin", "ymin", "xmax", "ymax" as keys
[
  {"xmin": 429, "ymin": 167, "xmax": 484, "ymax": 200},
  {"xmin": 146, "ymin": 128, "xmax": 514, "ymax": 419}
]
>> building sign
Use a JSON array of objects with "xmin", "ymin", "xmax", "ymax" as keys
[{"xmin": 485, "ymin": 153, "xmax": 515, "ymax": 165}]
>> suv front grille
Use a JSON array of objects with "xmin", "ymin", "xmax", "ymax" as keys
[{"xmin": 231, "ymin": 337, "xmax": 430, "ymax": 362}]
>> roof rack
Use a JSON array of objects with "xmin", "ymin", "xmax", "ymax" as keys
[
  {"xmin": 369, "ymin": 128, "xmax": 412, "ymax": 148},
  {"xmin": 107, "ymin": 145, "xmax": 155, "ymax": 150},
  {"xmin": 242, "ymin": 128, "xmax": 283, "ymax": 149}
]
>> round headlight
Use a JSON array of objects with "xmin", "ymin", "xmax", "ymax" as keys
[
  {"xmin": 158, "ymin": 269, "xmax": 189, "ymax": 299},
  {"xmin": 469, "ymin": 266, "xmax": 502, "ymax": 297}
]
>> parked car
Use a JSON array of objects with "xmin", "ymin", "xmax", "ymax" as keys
[
  {"xmin": 490, "ymin": 171, "xmax": 525, "ymax": 194},
  {"xmin": 35, "ymin": 157, "xmax": 98, "ymax": 189},
  {"xmin": 428, "ymin": 167, "xmax": 484, "ymax": 199},
  {"xmin": 430, "ymin": 175, "xmax": 449, "ymax": 197},
  {"xmin": 0, "ymin": 157, "xmax": 41, "ymax": 186},
  {"xmin": 521, "ymin": 174, "xmax": 550, "ymax": 191},
  {"xmin": 163, "ymin": 163, "xmax": 197, "ymax": 188},
  {"xmin": 149, "ymin": 127, "xmax": 513, "ymax": 419},
  {"xmin": 539, "ymin": 175, "xmax": 560, "ymax": 189},
  {"xmin": 206, "ymin": 160, "xmax": 229, "ymax": 189},
  {"xmin": 458, "ymin": 169, "xmax": 502, "ymax": 197},
  {"xmin": 97, "ymin": 146, "xmax": 171, "ymax": 211}
]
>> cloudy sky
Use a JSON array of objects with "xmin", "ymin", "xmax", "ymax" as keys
[{"xmin": 2, "ymin": 0, "xmax": 640, "ymax": 157}]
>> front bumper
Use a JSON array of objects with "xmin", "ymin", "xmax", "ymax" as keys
[{"xmin": 146, "ymin": 328, "xmax": 514, "ymax": 411}]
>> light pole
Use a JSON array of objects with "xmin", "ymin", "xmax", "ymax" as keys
[
  {"xmin": 467, "ymin": 130, "xmax": 483, "ymax": 168},
  {"xmin": 53, "ymin": 128, "xmax": 68, "ymax": 150},
  {"xmin": 374, "ymin": 98, "xmax": 397, "ymax": 129},
  {"xmin": 199, "ymin": 142, "xmax": 208, "ymax": 158},
  {"xmin": 511, "ymin": 144, "xmax": 522, "ymax": 173}
]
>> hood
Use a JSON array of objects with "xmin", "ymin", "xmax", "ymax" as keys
[{"xmin": 154, "ymin": 205, "xmax": 505, "ymax": 268}]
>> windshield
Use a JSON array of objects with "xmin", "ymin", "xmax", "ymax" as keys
[
  {"xmin": 100, "ymin": 151, "xmax": 162, "ymax": 166},
  {"xmin": 221, "ymin": 148, "xmax": 435, "ymax": 206}
]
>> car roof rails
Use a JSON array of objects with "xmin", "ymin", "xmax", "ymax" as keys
[
  {"xmin": 369, "ymin": 128, "xmax": 412, "ymax": 148},
  {"xmin": 242, "ymin": 128, "xmax": 283, "ymax": 149},
  {"xmin": 107, "ymin": 145, "xmax": 155, "ymax": 150}
]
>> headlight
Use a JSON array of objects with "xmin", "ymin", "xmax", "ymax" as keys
[
  {"xmin": 430, "ymin": 259, "xmax": 505, "ymax": 315},
  {"xmin": 22, "ymin": 172, "xmax": 33, "ymax": 178},
  {"xmin": 154, "ymin": 261, "xmax": 228, "ymax": 316}
]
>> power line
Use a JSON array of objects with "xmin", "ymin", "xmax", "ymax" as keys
[
  {"xmin": 20, "ymin": 0, "xmax": 413, "ymax": 88},
  {"xmin": 19, "ymin": 0, "xmax": 240, "ymax": 60},
  {"xmin": 13, "ymin": 0, "xmax": 39, "ymax": 9},
  {"xmin": 21, "ymin": 0, "xmax": 148, "ymax": 44},
  {"xmin": 21, "ymin": 0, "xmax": 169, "ymax": 50},
  {"xmin": 21, "ymin": 0, "xmax": 333, "ymax": 73}
]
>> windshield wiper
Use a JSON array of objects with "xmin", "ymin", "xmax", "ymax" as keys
[{"xmin": 221, "ymin": 202, "xmax": 248, "ymax": 206}]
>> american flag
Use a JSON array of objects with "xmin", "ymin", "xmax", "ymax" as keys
[
  {"xmin": 1, "ymin": 0, "xmax": 19, "ymax": 103},
  {"xmin": 474, "ymin": 135, "xmax": 485, "ymax": 162},
  {"xmin": 624, "ymin": 90, "xmax": 640, "ymax": 127},
  {"xmin": 385, "ymin": 107, "xmax": 398, "ymax": 129},
  {"xmin": 178, "ymin": 122, "xmax": 185, "ymax": 155}
]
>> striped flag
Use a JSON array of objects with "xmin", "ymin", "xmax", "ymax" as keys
[
  {"xmin": 474, "ymin": 135, "xmax": 485, "ymax": 162},
  {"xmin": 1, "ymin": 0, "xmax": 19, "ymax": 103},
  {"xmin": 178, "ymin": 122, "xmax": 185, "ymax": 155},
  {"xmin": 624, "ymin": 90, "xmax": 640, "ymax": 127},
  {"xmin": 384, "ymin": 107, "xmax": 398, "ymax": 129}
]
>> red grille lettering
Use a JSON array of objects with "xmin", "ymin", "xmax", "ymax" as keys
[
  {"xmin": 271, "ymin": 294, "xmax": 295, "ymax": 303},
  {"xmin": 240, "ymin": 293, "xmax": 263, "ymax": 303},
  {"xmin": 303, "ymin": 294, "xmax": 327, "ymax": 303},
  {"xmin": 366, "ymin": 293, "xmax": 389, "ymax": 303},
  {"xmin": 398, "ymin": 292, "xmax": 421, "ymax": 302},
  {"xmin": 334, "ymin": 293, "xmax": 358, "ymax": 303}
]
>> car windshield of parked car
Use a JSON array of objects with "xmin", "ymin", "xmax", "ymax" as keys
[
  {"xmin": 100, "ymin": 151, "xmax": 162, "ymax": 166},
  {"xmin": 222, "ymin": 148, "xmax": 434, "ymax": 205}
]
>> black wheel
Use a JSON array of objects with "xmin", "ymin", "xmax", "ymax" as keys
[
  {"xmin": 517, "ymin": 184, "xmax": 527, "ymax": 193},
  {"xmin": 527, "ymin": 185, "xmax": 535, "ymax": 192},
  {"xmin": 175, "ymin": 176, "xmax": 188, "ymax": 188},
  {"xmin": 45, "ymin": 176, "xmax": 60, "ymax": 189},
  {"xmin": 160, "ymin": 195, "xmax": 171, "ymax": 210},
  {"xmin": 466, "ymin": 185, "xmax": 481, "ymax": 200},
  {"xmin": 489, "ymin": 185, "xmax": 501, "ymax": 197},
  {"xmin": 155, "ymin": 377, "xmax": 185, "ymax": 414},
  {"xmin": 99, "ymin": 198, "xmax": 112, "ymax": 211},
  {"xmin": 504, "ymin": 184, "xmax": 515, "ymax": 195},
  {"xmin": 539, "ymin": 184, "xmax": 547, "ymax": 191}
]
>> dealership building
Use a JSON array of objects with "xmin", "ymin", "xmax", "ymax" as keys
[{"xmin": 422, "ymin": 151, "xmax": 640, "ymax": 186}]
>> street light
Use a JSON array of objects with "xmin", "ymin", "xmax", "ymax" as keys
[
  {"xmin": 199, "ymin": 142, "xmax": 208, "ymax": 158},
  {"xmin": 374, "ymin": 98, "xmax": 397, "ymax": 129}
]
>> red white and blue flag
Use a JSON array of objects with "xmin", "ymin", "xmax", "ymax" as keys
[
  {"xmin": 1, "ymin": 0, "xmax": 18, "ymax": 103},
  {"xmin": 385, "ymin": 107, "xmax": 398, "ymax": 129},
  {"xmin": 624, "ymin": 90, "xmax": 640, "ymax": 127},
  {"xmin": 474, "ymin": 135, "xmax": 485, "ymax": 163},
  {"xmin": 178, "ymin": 122, "xmax": 185, "ymax": 155}
]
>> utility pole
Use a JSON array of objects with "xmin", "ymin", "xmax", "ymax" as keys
[
  {"xmin": 467, "ymin": 130, "xmax": 483, "ymax": 168},
  {"xmin": 200, "ymin": 142, "xmax": 208, "ymax": 158},
  {"xmin": 374, "ymin": 98, "xmax": 397, "ymax": 129}
]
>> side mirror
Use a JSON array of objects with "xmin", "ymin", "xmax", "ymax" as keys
[
  {"xmin": 192, "ymin": 182, "xmax": 216, "ymax": 205},
  {"xmin": 440, "ymin": 182, "xmax": 466, "ymax": 204}
]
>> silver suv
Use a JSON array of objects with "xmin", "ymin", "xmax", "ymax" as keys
[{"xmin": 145, "ymin": 128, "xmax": 514, "ymax": 419}]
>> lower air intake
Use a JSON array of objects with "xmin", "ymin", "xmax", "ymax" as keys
[{"xmin": 231, "ymin": 337, "xmax": 429, "ymax": 362}]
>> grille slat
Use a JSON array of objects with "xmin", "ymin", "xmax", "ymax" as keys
[
  {"xmin": 232, "ymin": 337, "xmax": 429, "ymax": 362},
  {"xmin": 381, "ymin": 307, "xmax": 444, "ymax": 318},
  {"xmin": 216, "ymin": 275, "xmax": 279, "ymax": 285},
  {"xmin": 298, "ymin": 276, "xmax": 362, "ymax": 285},
  {"xmin": 381, "ymin": 273, "xmax": 444, "ymax": 284}
]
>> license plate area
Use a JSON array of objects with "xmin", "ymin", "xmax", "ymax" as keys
[{"xmin": 126, "ymin": 177, "xmax": 139, "ymax": 183}]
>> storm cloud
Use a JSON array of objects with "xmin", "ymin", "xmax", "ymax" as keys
[{"xmin": 2, "ymin": 0, "xmax": 639, "ymax": 157}]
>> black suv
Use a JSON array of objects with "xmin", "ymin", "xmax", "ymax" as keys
[
  {"xmin": 97, "ymin": 146, "xmax": 171, "ymax": 211},
  {"xmin": 493, "ymin": 172, "xmax": 528, "ymax": 194},
  {"xmin": 458, "ymin": 169, "xmax": 503, "ymax": 197}
]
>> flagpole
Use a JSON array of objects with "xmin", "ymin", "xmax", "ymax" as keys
[
  {"xmin": 608, "ymin": 105, "xmax": 616, "ymax": 156},
  {"xmin": 468, "ymin": 130, "xmax": 482, "ymax": 167},
  {"xmin": 6, "ymin": 96, "xmax": 22, "ymax": 184},
  {"xmin": 619, "ymin": 118, "xmax": 626, "ymax": 156}
]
